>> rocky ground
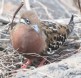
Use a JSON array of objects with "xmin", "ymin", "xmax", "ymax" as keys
[{"xmin": 0, "ymin": 0, "xmax": 81, "ymax": 78}]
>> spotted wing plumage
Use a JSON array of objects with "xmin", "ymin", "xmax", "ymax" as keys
[{"xmin": 41, "ymin": 15, "xmax": 74, "ymax": 54}]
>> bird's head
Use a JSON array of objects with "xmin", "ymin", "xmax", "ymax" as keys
[{"xmin": 20, "ymin": 11, "xmax": 39, "ymax": 25}]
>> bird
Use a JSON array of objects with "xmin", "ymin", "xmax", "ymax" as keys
[
  {"xmin": 10, "ymin": 10, "xmax": 74, "ymax": 67},
  {"xmin": 10, "ymin": 11, "xmax": 47, "ymax": 67}
]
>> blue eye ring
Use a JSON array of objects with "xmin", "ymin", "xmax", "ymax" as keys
[{"xmin": 23, "ymin": 18, "xmax": 31, "ymax": 25}]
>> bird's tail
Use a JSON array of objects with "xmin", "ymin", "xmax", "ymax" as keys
[
  {"xmin": 68, "ymin": 15, "xmax": 74, "ymax": 34},
  {"xmin": 68, "ymin": 15, "xmax": 74, "ymax": 25}
]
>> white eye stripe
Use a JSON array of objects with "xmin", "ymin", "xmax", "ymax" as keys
[
  {"xmin": 20, "ymin": 18, "xmax": 31, "ymax": 25},
  {"xmin": 20, "ymin": 19, "xmax": 27, "ymax": 24}
]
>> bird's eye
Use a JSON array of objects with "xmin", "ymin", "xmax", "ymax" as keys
[
  {"xmin": 23, "ymin": 18, "xmax": 31, "ymax": 25},
  {"xmin": 25, "ymin": 19, "xmax": 30, "ymax": 23},
  {"xmin": 24, "ymin": 18, "xmax": 31, "ymax": 25},
  {"xmin": 20, "ymin": 18, "xmax": 31, "ymax": 25}
]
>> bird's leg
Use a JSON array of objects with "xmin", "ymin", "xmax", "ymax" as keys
[
  {"xmin": 38, "ymin": 58, "xmax": 47, "ymax": 67},
  {"xmin": 21, "ymin": 58, "xmax": 32, "ymax": 68}
]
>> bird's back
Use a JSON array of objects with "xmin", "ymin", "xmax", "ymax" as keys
[{"xmin": 40, "ymin": 15, "xmax": 74, "ymax": 54}]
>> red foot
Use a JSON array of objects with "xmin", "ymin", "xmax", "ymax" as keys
[
  {"xmin": 21, "ymin": 59, "xmax": 31, "ymax": 68},
  {"xmin": 38, "ymin": 59, "xmax": 46, "ymax": 67}
]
